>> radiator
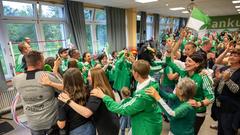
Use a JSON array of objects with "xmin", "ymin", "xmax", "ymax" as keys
[{"xmin": 0, "ymin": 88, "xmax": 22, "ymax": 115}]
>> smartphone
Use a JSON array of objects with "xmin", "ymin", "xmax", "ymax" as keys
[{"xmin": 56, "ymin": 54, "xmax": 60, "ymax": 60}]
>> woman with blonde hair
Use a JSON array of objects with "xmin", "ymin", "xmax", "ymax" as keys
[
  {"xmin": 58, "ymin": 67, "xmax": 119, "ymax": 135},
  {"xmin": 88, "ymin": 67, "xmax": 115, "ymax": 100}
]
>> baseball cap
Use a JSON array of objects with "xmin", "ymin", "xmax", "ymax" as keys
[{"xmin": 58, "ymin": 47, "xmax": 69, "ymax": 54}]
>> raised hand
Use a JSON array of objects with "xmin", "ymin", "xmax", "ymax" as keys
[
  {"xmin": 54, "ymin": 57, "xmax": 61, "ymax": 67},
  {"xmin": 58, "ymin": 92, "xmax": 71, "ymax": 103},
  {"xmin": 39, "ymin": 73, "xmax": 51, "ymax": 86},
  {"xmin": 145, "ymin": 87, "xmax": 161, "ymax": 101},
  {"xmin": 222, "ymin": 70, "xmax": 231, "ymax": 81}
]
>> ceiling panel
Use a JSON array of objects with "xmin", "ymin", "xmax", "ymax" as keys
[{"xmin": 75, "ymin": 0, "xmax": 238, "ymax": 17}]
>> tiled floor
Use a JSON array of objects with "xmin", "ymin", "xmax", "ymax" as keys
[{"xmin": 1, "ymin": 107, "xmax": 218, "ymax": 135}]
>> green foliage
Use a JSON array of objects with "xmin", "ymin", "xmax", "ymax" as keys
[{"xmin": 3, "ymin": 4, "xmax": 33, "ymax": 17}]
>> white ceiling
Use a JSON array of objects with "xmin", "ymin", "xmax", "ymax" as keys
[{"xmin": 75, "ymin": 0, "xmax": 238, "ymax": 17}]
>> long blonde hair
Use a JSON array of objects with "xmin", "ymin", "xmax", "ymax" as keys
[{"xmin": 90, "ymin": 67, "xmax": 115, "ymax": 100}]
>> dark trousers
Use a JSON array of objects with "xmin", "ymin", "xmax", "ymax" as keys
[
  {"xmin": 218, "ymin": 112, "xmax": 237, "ymax": 135},
  {"xmin": 31, "ymin": 125, "xmax": 59, "ymax": 135},
  {"xmin": 194, "ymin": 116, "xmax": 205, "ymax": 135}
]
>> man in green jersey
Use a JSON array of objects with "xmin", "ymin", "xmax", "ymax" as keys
[{"xmin": 91, "ymin": 60, "xmax": 162, "ymax": 135}]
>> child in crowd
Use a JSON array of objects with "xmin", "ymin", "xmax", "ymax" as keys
[{"xmin": 120, "ymin": 87, "xmax": 132, "ymax": 135}]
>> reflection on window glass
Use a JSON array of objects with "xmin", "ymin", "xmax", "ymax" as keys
[
  {"xmin": 84, "ymin": 9, "xmax": 93, "ymax": 21},
  {"xmin": 86, "ymin": 24, "xmax": 93, "ymax": 54},
  {"xmin": 6, "ymin": 23, "xmax": 39, "ymax": 56},
  {"xmin": 147, "ymin": 16, "xmax": 153, "ymax": 23},
  {"xmin": 147, "ymin": 16, "xmax": 154, "ymax": 40},
  {"xmin": 42, "ymin": 24, "xmax": 65, "ymax": 57},
  {"xmin": 160, "ymin": 17, "xmax": 167, "ymax": 24},
  {"xmin": 173, "ymin": 19, "xmax": 180, "ymax": 32},
  {"xmin": 3, "ymin": 1, "xmax": 34, "ymax": 17},
  {"xmin": 146, "ymin": 24, "xmax": 153, "ymax": 40},
  {"xmin": 95, "ymin": 9, "xmax": 106, "ymax": 21},
  {"xmin": 84, "ymin": 8, "xmax": 107, "ymax": 54},
  {"xmin": 0, "ymin": 45, "xmax": 7, "ymax": 75},
  {"xmin": 96, "ymin": 25, "xmax": 107, "ymax": 53},
  {"xmin": 41, "ymin": 5, "xmax": 64, "ymax": 18}
]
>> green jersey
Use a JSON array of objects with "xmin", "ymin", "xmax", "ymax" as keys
[
  {"xmin": 59, "ymin": 59, "xmax": 68, "ymax": 74},
  {"xmin": 211, "ymin": 40, "xmax": 217, "ymax": 52},
  {"xmin": 15, "ymin": 54, "xmax": 24, "ymax": 73},
  {"xmin": 77, "ymin": 60, "xmax": 84, "ymax": 72},
  {"xmin": 82, "ymin": 62, "xmax": 92, "ymax": 84},
  {"xmin": 180, "ymin": 38, "xmax": 188, "ymax": 52},
  {"xmin": 166, "ymin": 56, "xmax": 214, "ymax": 113},
  {"xmin": 113, "ymin": 55, "xmax": 132, "ymax": 91},
  {"xmin": 102, "ymin": 81, "xmax": 162, "ymax": 135},
  {"xmin": 158, "ymin": 90, "xmax": 195, "ymax": 135},
  {"xmin": 150, "ymin": 60, "xmax": 164, "ymax": 76},
  {"xmin": 162, "ymin": 66, "xmax": 177, "ymax": 88}
]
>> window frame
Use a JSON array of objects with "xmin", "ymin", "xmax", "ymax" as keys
[
  {"xmin": 39, "ymin": 2, "xmax": 65, "ymax": 21},
  {"xmin": 1, "ymin": 0, "xmax": 36, "ymax": 19},
  {"xmin": 84, "ymin": 8, "xmax": 107, "ymax": 54},
  {"xmin": 0, "ymin": 0, "xmax": 69, "ymax": 79}
]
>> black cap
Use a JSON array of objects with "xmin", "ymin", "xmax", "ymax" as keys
[{"xmin": 58, "ymin": 47, "xmax": 69, "ymax": 54}]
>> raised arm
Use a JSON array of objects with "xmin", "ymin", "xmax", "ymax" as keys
[
  {"xmin": 146, "ymin": 87, "xmax": 190, "ymax": 119},
  {"xmin": 90, "ymin": 88, "xmax": 151, "ymax": 116},
  {"xmin": 215, "ymin": 43, "xmax": 231, "ymax": 65}
]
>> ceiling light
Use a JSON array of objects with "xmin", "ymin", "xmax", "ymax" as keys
[
  {"xmin": 135, "ymin": 0, "xmax": 158, "ymax": 3},
  {"xmin": 182, "ymin": 11, "xmax": 189, "ymax": 14},
  {"xmin": 235, "ymin": 5, "xmax": 240, "ymax": 8},
  {"xmin": 165, "ymin": 3, "xmax": 169, "ymax": 6},
  {"xmin": 237, "ymin": 9, "xmax": 240, "ymax": 11},
  {"xmin": 169, "ymin": 7, "xmax": 185, "ymax": 11},
  {"xmin": 232, "ymin": 0, "xmax": 240, "ymax": 4}
]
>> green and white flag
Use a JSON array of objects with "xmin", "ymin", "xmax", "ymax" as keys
[{"xmin": 186, "ymin": 7, "xmax": 211, "ymax": 31}]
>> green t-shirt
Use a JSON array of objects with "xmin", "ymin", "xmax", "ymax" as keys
[{"xmin": 59, "ymin": 59, "xmax": 69, "ymax": 74}]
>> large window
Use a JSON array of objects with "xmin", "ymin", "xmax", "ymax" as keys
[
  {"xmin": 84, "ymin": 8, "xmax": 107, "ymax": 54},
  {"xmin": 2, "ymin": 1, "xmax": 67, "ymax": 55},
  {"xmin": 146, "ymin": 15, "xmax": 154, "ymax": 40},
  {"xmin": 41, "ymin": 5, "xmax": 64, "ymax": 18},
  {"xmin": 0, "ymin": 0, "xmax": 68, "ymax": 78},
  {"xmin": 159, "ymin": 17, "xmax": 180, "ymax": 42},
  {"xmin": 42, "ymin": 23, "xmax": 65, "ymax": 57},
  {"xmin": 6, "ymin": 23, "xmax": 39, "ymax": 57},
  {"xmin": 3, "ymin": 1, "xmax": 34, "ymax": 17}
]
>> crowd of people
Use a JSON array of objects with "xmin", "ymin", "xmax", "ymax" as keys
[{"xmin": 12, "ymin": 28, "xmax": 240, "ymax": 135}]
